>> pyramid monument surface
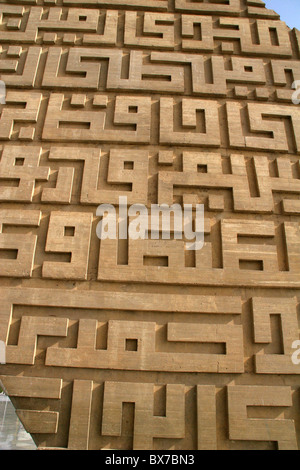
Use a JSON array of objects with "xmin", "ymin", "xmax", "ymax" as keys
[{"xmin": 0, "ymin": 0, "xmax": 299, "ymax": 450}]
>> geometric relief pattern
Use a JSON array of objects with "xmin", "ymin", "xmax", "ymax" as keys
[
  {"xmin": 0, "ymin": 288, "xmax": 299, "ymax": 449},
  {"xmin": 0, "ymin": 0, "xmax": 300, "ymax": 450}
]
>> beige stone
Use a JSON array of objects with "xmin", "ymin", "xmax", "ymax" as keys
[{"xmin": 0, "ymin": 0, "xmax": 299, "ymax": 451}]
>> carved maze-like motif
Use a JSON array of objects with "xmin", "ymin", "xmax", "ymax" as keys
[{"xmin": 0, "ymin": 0, "xmax": 299, "ymax": 450}]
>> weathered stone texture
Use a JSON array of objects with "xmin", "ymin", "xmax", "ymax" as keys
[{"xmin": 0, "ymin": 0, "xmax": 299, "ymax": 450}]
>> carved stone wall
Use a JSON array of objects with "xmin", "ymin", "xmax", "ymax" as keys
[{"xmin": 0, "ymin": 0, "xmax": 299, "ymax": 450}]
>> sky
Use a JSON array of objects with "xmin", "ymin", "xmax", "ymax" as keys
[{"xmin": 265, "ymin": 0, "xmax": 300, "ymax": 29}]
